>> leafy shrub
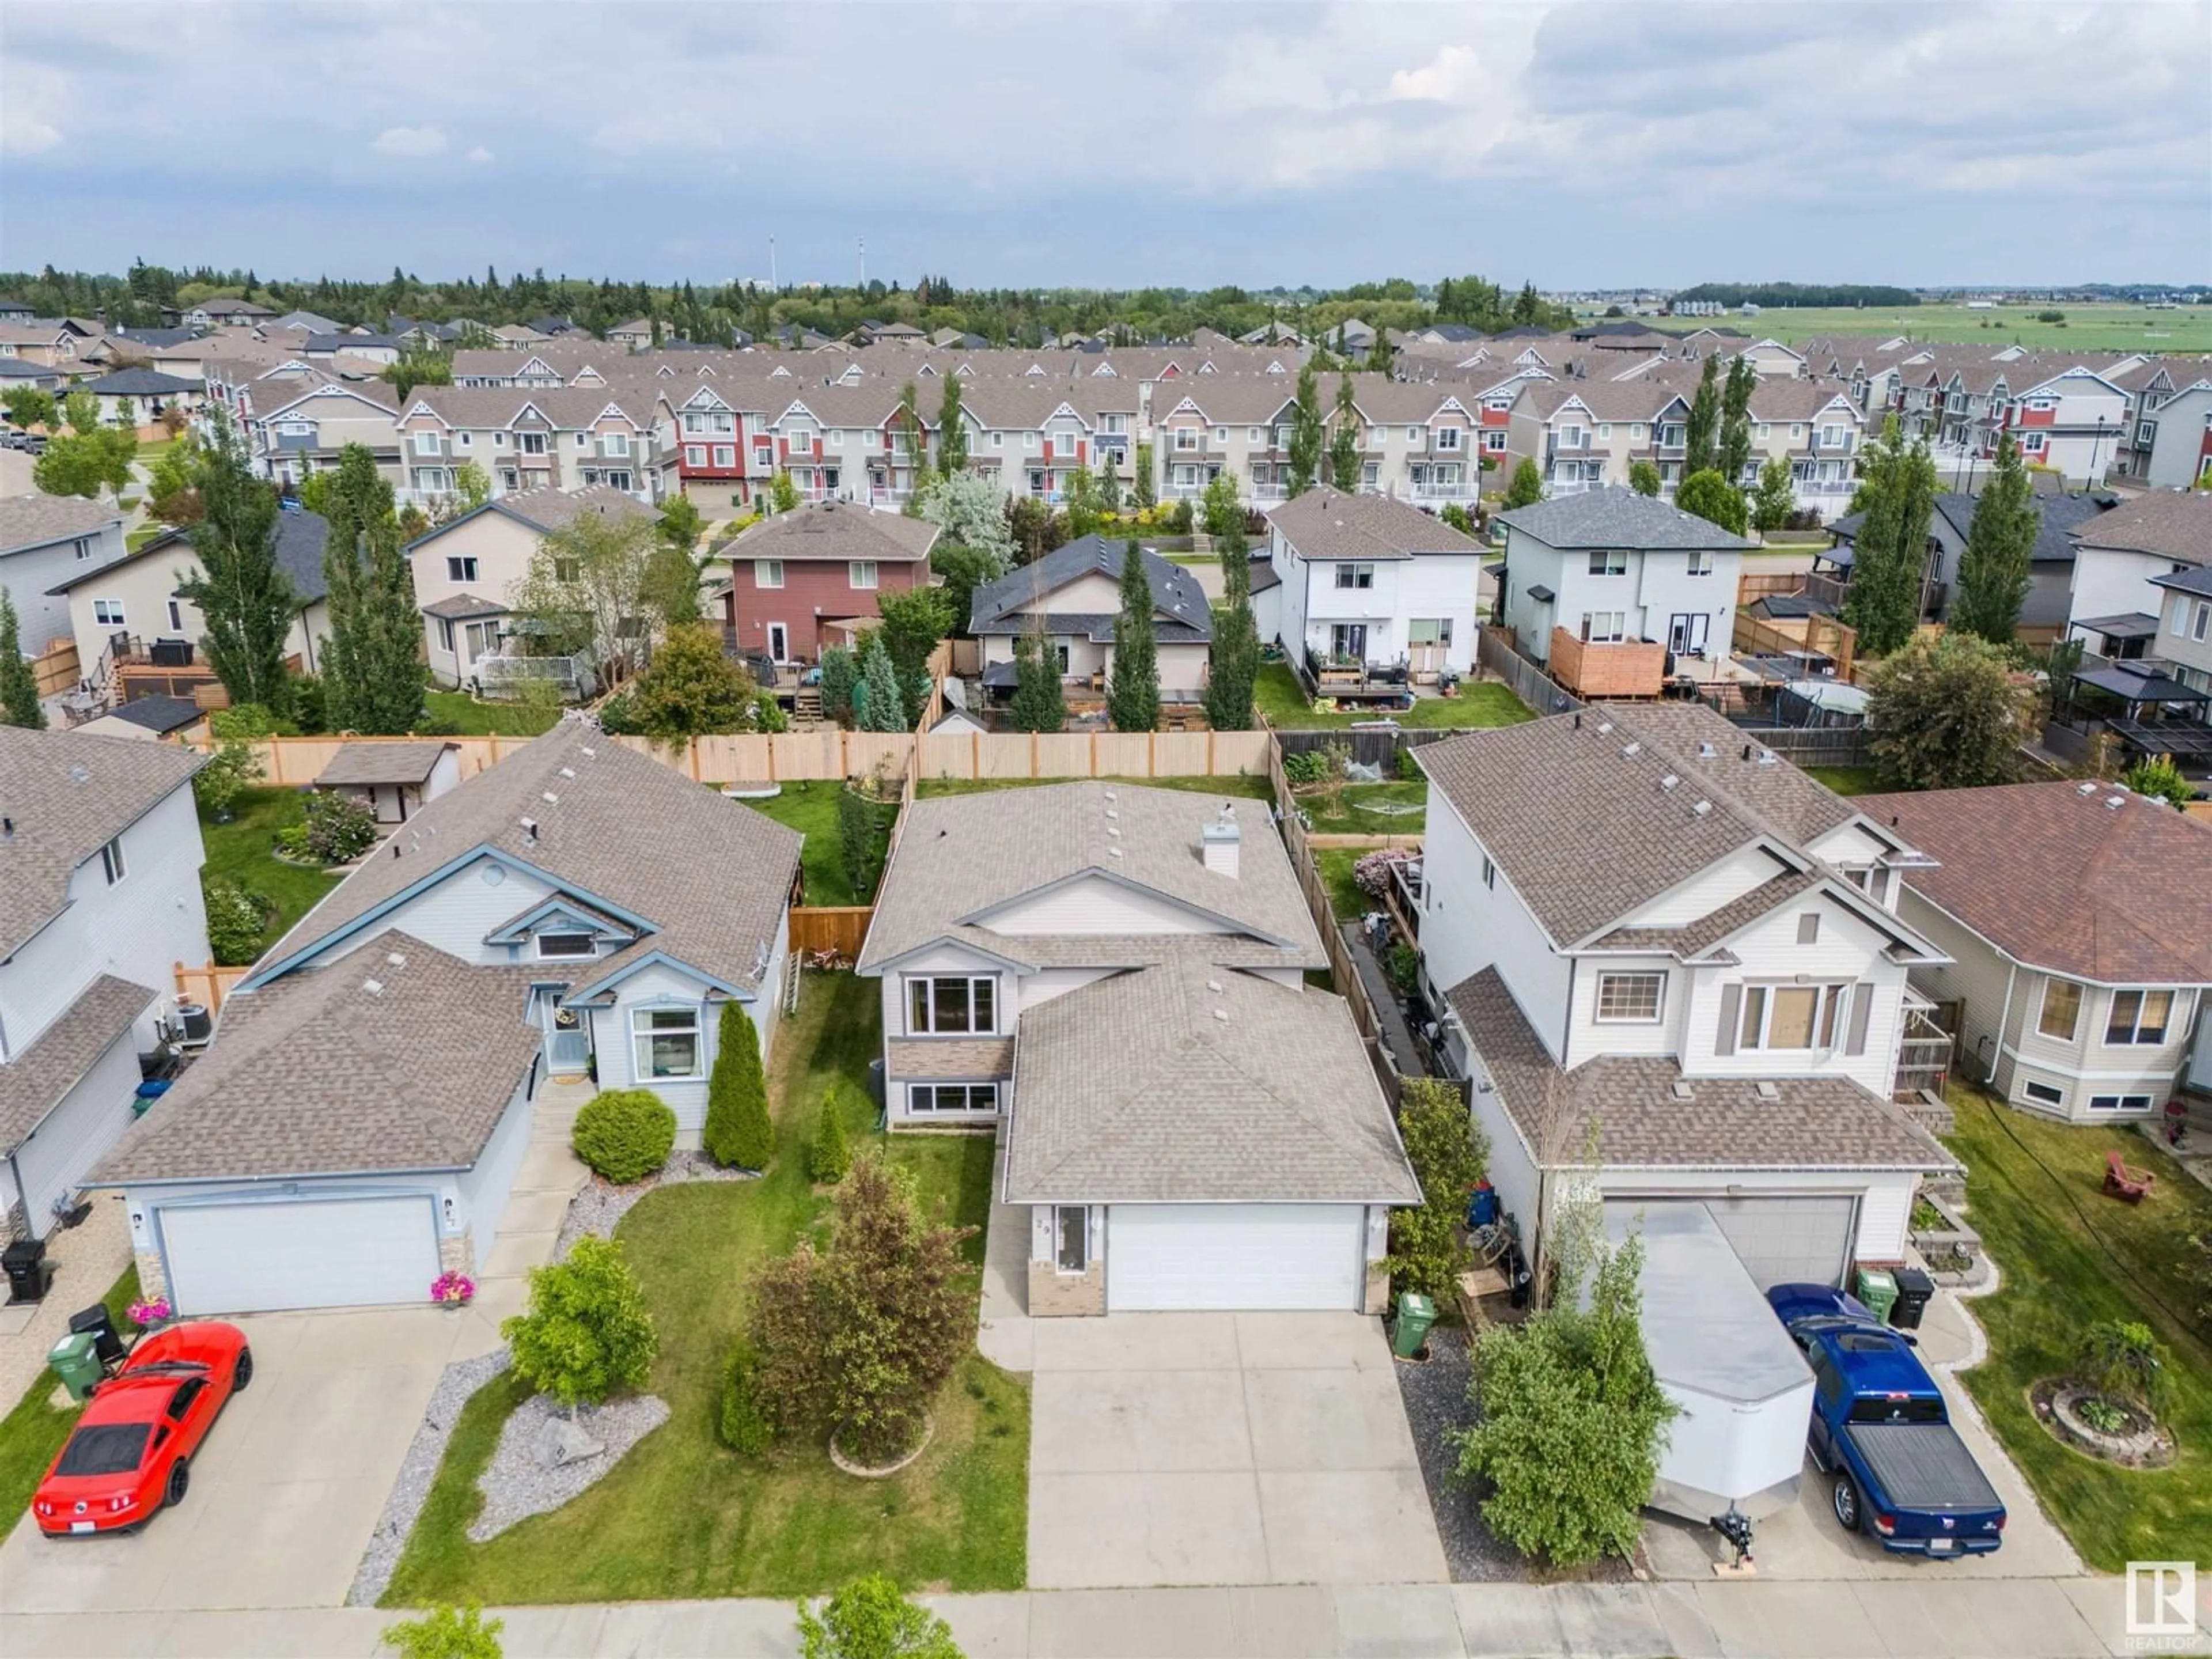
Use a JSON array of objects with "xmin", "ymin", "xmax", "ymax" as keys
[
  {"xmin": 1164, "ymin": 498, "xmax": 1194, "ymax": 533},
  {"xmin": 809, "ymin": 1090, "xmax": 853, "ymax": 1183},
  {"xmin": 571, "ymin": 1088, "xmax": 677, "ymax": 1184},
  {"xmin": 287, "ymin": 673, "xmax": 328, "ymax": 735},
  {"xmin": 797, "ymin": 1575, "xmax": 962, "ymax": 1659},
  {"xmin": 502, "ymin": 1236, "xmax": 658, "ymax": 1411},
  {"xmin": 1440, "ymin": 503, "xmax": 1474, "ymax": 535},
  {"xmin": 194, "ymin": 704, "xmax": 273, "ymax": 817},
  {"xmin": 1353, "ymin": 847, "xmax": 1411, "ymax": 898},
  {"xmin": 1388, "ymin": 1077, "xmax": 1490, "ymax": 1301},
  {"xmin": 596, "ymin": 689, "xmax": 641, "ymax": 735},
  {"xmin": 381, "ymin": 1603, "xmax": 505, "ymax": 1659},
  {"xmin": 302, "ymin": 789, "xmax": 379, "ymax": 862},
  {"xmin": 1396, "ymin": 745, "xmax": 1425, "ymax": 782},
  {"xmin": 1385, "ymin": 941, "xmax": 1421, "ymax": 996},
  {"xmin": 1282, "ymin": 749, "xmax": 1325, "ymax": 785},
  {"xmin": 2076, "ymin": 1396, "xmax": 2127, "ymax": 1433},
  {"xmin": 2074, "ymin": 1319, "xmax": 2172, "ymax": 1418},
  {"xmin": 2124, "ymin": 754, "xmax": 2195, "ymax": 810},
  {"xmin": 703, "ymin": 1000, "xmax": 772, "ymax": 1169},
  {"xmin": 202, "ymin": 874, "xmax": 271, "ymax": 966},
  {"xmin": 718, "ymin": 1340, "xmax": 774, "ymax": 1455}
]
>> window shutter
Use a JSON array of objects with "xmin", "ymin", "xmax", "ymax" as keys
[
  {"xmin": 1845, "ymin": 983, "xmax": 1875, "ymax": 1056},
  {"xmin": 1715, "ymin": 984, "xmax": 1741, "ymax": 1056}
]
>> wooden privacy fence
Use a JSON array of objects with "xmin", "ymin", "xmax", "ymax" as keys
[
  {"xmin": 1733, "ymin": 608, "xmax": 1858, "ymax": 679},
  {"xmin": 914, "ymin": 726, "xmax": 1272, "ymax": 782},
  {"xmin": 31, "ymin": 639, "xmax": 80, "ymax": 698},
  {"xmin": 787, "ymin": 906, "xmax": 873, "ymax": 961},
  {"xmin": 1476, "ymin": 628, "xmax": 1582, "ymax": 717},
  {"xmin": 174, "ymin": 961, "xmax": 250, "ymax": 1015}
]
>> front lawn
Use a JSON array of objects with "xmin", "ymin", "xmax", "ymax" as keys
[
  {"xmin": 381, "ymin": 972, "xmax": 1024, "ymax": 1605},
  {"xmin": 1300, "ymin": 779, "xmax": 1425, "ymax": 835},
  {"xmin": 1942, "ymin": 1091, "xmax": 2212, "ymax": 1572},
  {"xmin": 0, "ymin": 1266, "xmax": 138, "ymax": 1528},
  {"xmin": 916, "ymin": 772, "xmax": 1272, "ymax": 802},
  {"xmin": 421, "ymin": 690, "xmax": 560, "ymax": 737},
  {"xmin": 199, "ymin": 787, "xmax": 342, "ymax": 950},
  {"xmin": 734, "ymin": 779, "xmax": 888, "ymax": 907},
  {"xmin": 1255, "ymin": 662, "xmax": 1532, "ymax": 731}
]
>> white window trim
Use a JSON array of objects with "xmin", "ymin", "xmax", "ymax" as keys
[
  {"xmin": 1595, "ymin": 972, "xmax": 1665, "ymax": 1024},
  {"xmin": 849, "ymin": 560, "xmax": 879, "ymax": 590},
  {"xmin": 907, "ymin": 1082, "xmax": 1001, "ymax": 1116},
  {"xmin": 630, "ymin": 1004, "xmax": 703, "ymax": 1081},
  {"xmin": 99, "ymin": 836, "xmax": 126, "ymax": 885},
  {"xmin": 2103, "ymin": 988, "xmax": 2173, "ymax": 1047},
  {"xmin": 1737, "ymin": 982, "xmax": 1850, "ymax": 1052},
  {"xmin": 2036, "ymin": 979, "xmax": 2082, "ymax": 1041},
  {"xmin": 756, "ymin": 559, "xmax": 785, "ymax": 589},
  {"xmin": 904, "ymin": 974, "xmax": 998, "ymax": 1036},
  {"xmin": 446, "ymin": 556, "xmax": 478, "ymax": 583},
  {"xmin": 92, "ymin": 599, "xmax": 126, "ymax": 626}
]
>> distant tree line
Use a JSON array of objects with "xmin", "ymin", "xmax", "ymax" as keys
[{"xmin": 1671, "ymin": 282, "xmax": 1920, "ymax": 309}]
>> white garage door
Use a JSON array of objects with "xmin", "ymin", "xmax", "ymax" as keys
[
  {"xmin": 1108, "ymin": 1204, "xmax": 1365, "ymax": 1311},
  {"xmin": 159, "ymin": 1195, "xmax": 441, "ymax": 1315},
  {"xmin": 1609, "ymin": 1196, "xmax": 1858, "ymax": 1291}
]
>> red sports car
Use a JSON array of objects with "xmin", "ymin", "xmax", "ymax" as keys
[{"xmin": 31, "ymin": 1321, "xmax": 252, "ymax": 1537}]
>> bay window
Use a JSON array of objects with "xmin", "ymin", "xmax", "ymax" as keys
[
  {"xmin": 2104, "ymin": 990, "xmax": 2171, "ymax": 1046},
  {"xmin": 631, "ymin": 1006, "xmax": 702, "ymax": 1079},
  {"xmin": 2036, "ymin": 980, "xmax": 2082, "ymax": 1041},
  {"xmin": 907, "ymin": 975, "xmax": 997, "ymax": 1035}
]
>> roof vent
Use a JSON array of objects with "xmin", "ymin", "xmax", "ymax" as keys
[
  {"xmin": 1108, "ymin": 846, "xmax": 1123, "ymax": 858},
  {"xmin": 519, "ymin": 815, "xmax": 539, "ymax": 844},
  {"xmin": 1659, "ymin": 773, "xmax": 1679, "ymax": 791},
  {"xmin": 1691, "ymin": 800, "xmax": 1713, "ymax": 817},
  {"xmin": 1206, "ymin": 979, "xmax": 1224, "ymax": 993},
  {"xmin": 1212, "ymin": 1007, "xmax": 1230, "ymax": 1022},
  {"xmin": 1596, "ymin": 720, "xmax": 1615, "ymax": 736},
  {"xmin": 67, "ymin": 764, "xmax": 90, "ymax": 785},
  {"xmin": 1754, "ymin": 1081, "xmax": 1781, "ymax": 1101},
  {"xmin": 1670, "ymin": 1081, "xmax": 1695, "ymax": 1102},
  {"xmin": 580, "ymin": 745, "xmax": 596, "ymax": 758},
  {"xmin": 2105, "ymin": 794, "xmax": 2126, "ymax": 810},
  {"xmin": 1104, "ymin": 809, "xmax": 1118, "ymax": 820},
  {"xmin": 0, "ymin": 816, "xmax": 11, "ymax": 840},
  {"xmin": 1102, "ymin": 789, "xmax": 1116, "ymax": 802},
  {"xmin": 560, "ymin": 767, "xmax": 576, "ymax": 779},
  {"xmin": 541, "ymin": 791, "xmax": 559, "ymax": 805},
  {"xmin": 2077, "ymin": 781, "xmax": 2098, "ymax": 795},
  {"xmin": 1106, "ymin": 825, "xmax": 1120, "ymax": 838},
  {"xmin": 1696, "ymin": 742, "xmax": 1717, "ymax": 760},
  {"xmin": 362, "ymin": 978, "xmax": 384, "ymax": 997},
  {"xmin": 1756, "ymin": 749, "xmax": 1778, "ymax": 766},
  {"xmin": 1621, "ymin": 741, "xmax": 1642, "ymax": 757},
  {"xmin": 385, "ymin": 952, "xmax": 407, "ymax": 968}
]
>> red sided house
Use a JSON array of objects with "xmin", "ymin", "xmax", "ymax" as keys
[{"xmin": 710, "ymin": 502, "xmax": 940, "ymax": 666}]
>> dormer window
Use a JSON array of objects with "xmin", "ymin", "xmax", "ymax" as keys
[{"xmin": 535, "ymin": 933, "xmax": 596, "ymax": 960}]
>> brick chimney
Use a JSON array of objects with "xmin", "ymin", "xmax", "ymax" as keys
[{"xmin": 1200, "ymin": 804, "xmax": 1240, "ymax": 878}]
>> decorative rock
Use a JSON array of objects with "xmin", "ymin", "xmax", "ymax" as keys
[
  {"xmin": 532, "ymin": 1414, "xmax": 605, "ymax": 1469},
  {"xmin": 349, "ymin": 1348, "xmax": 512, "ymax": 1607},
  {"xmin": 468, "ymin": 1389, "xmax": 670, "ymax": 1541}
]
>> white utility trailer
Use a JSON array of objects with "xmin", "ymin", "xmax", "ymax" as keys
[{"xmin": 1608, "ymin": 1203, "xmax": 1816, "ymax": 1552}]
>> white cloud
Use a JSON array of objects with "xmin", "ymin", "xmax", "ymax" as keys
[
  {"xmin": 371, "ymin": 126, "xmax": 447, "ymax": 158},
  {"xmin": 465, "ymin": 145, "xmax": 494, "ymax": 164},
  {"xmin": 1388, "ymin": 44, "xmax": 1479, "ymax": 103},
  {"xmin": 1, "ymin": 62, "xmax": 68, "ymax": 154}
]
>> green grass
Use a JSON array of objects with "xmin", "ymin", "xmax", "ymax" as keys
[
  {"xmin": 1804, "ymin": 765, "xmax": 1881, "ymax": 797},
  {"xmin": 1301, "ymin": 779, "xmax": 1425, "ymax": 835},
  {"xmin": 420, "ymin": 690, "xmax": 560, "ymax": 737},
  {"xmin": 0, "ymin": 1265, "xmax": 139, "ymax": 1528},
  {"xmin": 1942, "ymin": 1092, "xmax": 2212, "ymax": 1572},
  {"xmin": 124, "ymin": 524, "xmax": 164, "ymax": 553},
  {"xmin": 733, "ymin": 779, "xmax": 887, "ymax": 908},
  {"xmin": 199, "ymin": 787, "xmax": 342, "ymax": 949},
  {"xmin": 1255, "ymin": 662, "xmax": 1532, "ymax": 731},
  {"xmin": 1641, "ymin": 301, "xmax": 2212, "ymax": 354},
  {"xmin": 1315, "ymin": 847, "xmax": 1367, "ymax": 922},
  {"xmin": 382, "ymin": 972, "xmax": 1025, "ymax": 1605},
  {"xmin": 916, "ymin": 772, "xmax": 1272, "ymax": 801}
]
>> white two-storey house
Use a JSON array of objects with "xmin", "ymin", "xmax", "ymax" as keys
[
  {"xmin": 1266, "ymin": 488, "xmax": 1484, "ymax": 680},
  {"xmin": 94, "ymin": 722, "xmax": 801, "ymax": 1316},
  {"xmin": 0, "ymin": 729, "xmax": 209, "ymax": 1242},
  {"xmin": 1415, "ymin": 703, "xmax": 1958, "ymax": 1292}
]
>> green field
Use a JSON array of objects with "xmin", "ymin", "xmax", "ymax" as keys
[{"xmin": 1643, "ymin": 302, "xmax": 2211, "ymax": 355}]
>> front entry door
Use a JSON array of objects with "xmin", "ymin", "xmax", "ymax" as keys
[
  {"xmin": 546, "ymin": 1005, "xmax": 589, "ymax": 1074},
  {"xmin": 1668, "ymin": 612, "xmax": 1711, "ymax": 656},
  {"xmin": 1330, "ymin": 623, "xmax": 1367, "ymax": 662}
]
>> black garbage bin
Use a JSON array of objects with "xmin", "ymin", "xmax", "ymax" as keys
[
  {"xmin": 3, "ymin": 1238, "xmax": 52, "ymax": 1305},
  {"xmin": 1891, "ymin": 1266, "xmax": 1936, "ymax": 1331},
  {"xmin": 69, "ymin": 1303, "xmax": 128, "ymax": 1367}
]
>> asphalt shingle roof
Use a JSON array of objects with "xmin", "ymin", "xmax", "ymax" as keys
[
  {"xmin": 1265, "ymin": 489, "xmax": 1484, "ymax": 562},
  {"xmin": 1855, "ymin": 782, "xmax": 2212, "ymax": 985},
  {"xmin": 968, "ymin": 534, "xmax": 1212, "ymax": 642},
  {"xmin": 255, "ymin": 721, "xmax": 801, "ymax": 1000},
  {"xmin": 1447, "ymin": 969, "xmax": 1956, "ymax": 1174},
  {"xmin": 0, "ymin": 975, "xmax": 156, "ymax": 1156},
  {"xmin": 94, "ymin": 934, "xmax": 543, "ymax": 1183},
  {"xmin": 77, "ymin": 369, "xmax": 199, "ymax": 397},
  {"xmin": 99, "ymin": 695, "xmax": 202, "ymax": 734},
  {"xmin": 1496, "ymin": 487, "xmax": 1760, "ymax": 552},
  {"xmin": 0, "ymin": 494, "xmax": 121, "ymax": 556},
  {"xmin": 2072, "ymin": 490, "xmax": 2211, "ymax": 564},
  {"xmin": 0, "ymin": 726, "xmax": 204, "ymax": 960},
  {"xmin": 714, "ymin": 501, "xmax": 939, "ymax": 565},
  {"xmin": 1005, "ymin": 953, "xmax": 1419, "ymax": 1205},
  {"xmin": 314, "ymin": 741, "xmax": 457, "ymax": 788},
  {"xmin": 58, "ymin": 508, "xmax": 332, "ymax": 605}
]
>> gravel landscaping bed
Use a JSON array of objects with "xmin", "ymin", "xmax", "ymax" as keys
[
  {"xmin": 555, "ymin": 1150, "xmax": 757, "ymax": 1259},
  {"xmin": 1395, "ymin": 1324, "xmax": 1637, "ymax": 1584},
  {"xmin": 349, "ymin": 1348, "xmax": 511, "ymax": 1607},
  {"xmin": 467, "ymin": 1390, "xmax": 671, "ymax": 1542}
]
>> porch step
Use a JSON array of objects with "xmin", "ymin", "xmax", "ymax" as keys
[{"xmin": 793, "ymin": 687, "xmax": 823, "ymax": 721}]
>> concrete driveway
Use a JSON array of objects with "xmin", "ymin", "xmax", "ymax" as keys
[
  {"xmin": 0, "ymin": 1303, "xmax": 494, "ymax": 1615},
  {"xmin": 1028, "ymin": 1311, "xmax": 1449, "ymax": 1590}
]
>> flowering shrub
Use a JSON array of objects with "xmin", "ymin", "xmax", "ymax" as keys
[
  {"xmin": 1354, "ymin": 848, "xmax": 1411, "ymax": 899},
  {"xmin": 128, "ymin": 1296, "xmax": 172, "ymax": 1328},
  {"xmin": 430, "ymin": 1271, "xmax": 476, "ymax": 1307}
]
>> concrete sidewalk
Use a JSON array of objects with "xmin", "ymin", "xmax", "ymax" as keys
[{"xmin": 2, "ymin": 1574, "xmax": 2197, "ymax": 1658}]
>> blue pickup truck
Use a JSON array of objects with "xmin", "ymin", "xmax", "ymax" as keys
[{"xmin": 1768, "ymin": 1285, "xmax": 2007, "ymax": 1558}]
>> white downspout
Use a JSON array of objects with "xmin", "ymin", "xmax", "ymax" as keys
[{"xmin": 1984, "ymin": 960, "xmax": 2018, "ymax": 1087}]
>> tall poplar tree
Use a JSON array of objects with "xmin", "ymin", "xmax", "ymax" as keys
[
  {"xmin": 1106, "ymin": 540, "xmax": 1160, "ymax": 732},
  {"xmin": 1204, "ymin": 513, "xmax": 1259, "ymax": 732},
  {"xmin": 177, "ymin": 409, "xmax": 295, "ymax": 717},
  {"xmin": 1684, "ymin": 354, "xmax": 1721, "ymax": 477},
  {"xmin": 1329, "ymin": 372, "xmax": 1362, "ymax": 489},
  {"xmin": 0, "ymin": 591, "xmax": 47, "ymax": 729},
  {"xmin": 1717, "ymin": 356, "xmax": 1756, "ymax": 486},
  {"xmin": 935, "ymin": 376, "xmax": 967, "ymax": 475},
  {"xmin": 1950, "ymin": 433, "xmax": 2039, "ymax": 646},
  {"xmin": 1286, "ymin": 363, "xmax": 1324, "ymax": 498},
  {"xmin": 319, "ymin": 443, "xmax": 424, "ymax": 733},
  {"xmin": 1842, "ymin": 418, "xmax": 1938, "ymax": 657}
]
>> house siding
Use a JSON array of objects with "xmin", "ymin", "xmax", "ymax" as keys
[{"xmin": 728, "ymin": 556, "xmax": 921, "ymax": 662}]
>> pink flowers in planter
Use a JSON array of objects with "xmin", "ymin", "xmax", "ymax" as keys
[
  {"xmin": 127, "ymin": 1296, "xmax": 172, "ymax": 1329},
  {"xmin": 430, "ymin": 1271, "xmax": 476, "ymax": 1307},
  {"xmin": 1353, "ymin": 848, "xmax": 1411, "ymax": 899}
]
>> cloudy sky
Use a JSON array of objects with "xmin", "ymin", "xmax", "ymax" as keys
[{"xmin": 2, "ymin": 1, "xmax": 2207, "ymax": 290}]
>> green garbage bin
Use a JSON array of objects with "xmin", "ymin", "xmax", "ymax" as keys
[
  {"xmin": 47, "ymin": 1331, "xmax": 102, "ymax": 1403},
  {"xmin": 1854, "ymin": 1267, "xmax": 1899, "ymax": 1325},
  {"xmin": 1390, "ymin": 1292, "xmax": 1437, "ymax": 1359}
]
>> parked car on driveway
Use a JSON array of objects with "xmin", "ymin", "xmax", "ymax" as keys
[
  {"xmin": 1768, "ymin": 1284, "xmax": 2006, "ymax": 1558},
  {"xmin": 31, "ymin": 1321, "xmax": 252, "ymax": 1537}
]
